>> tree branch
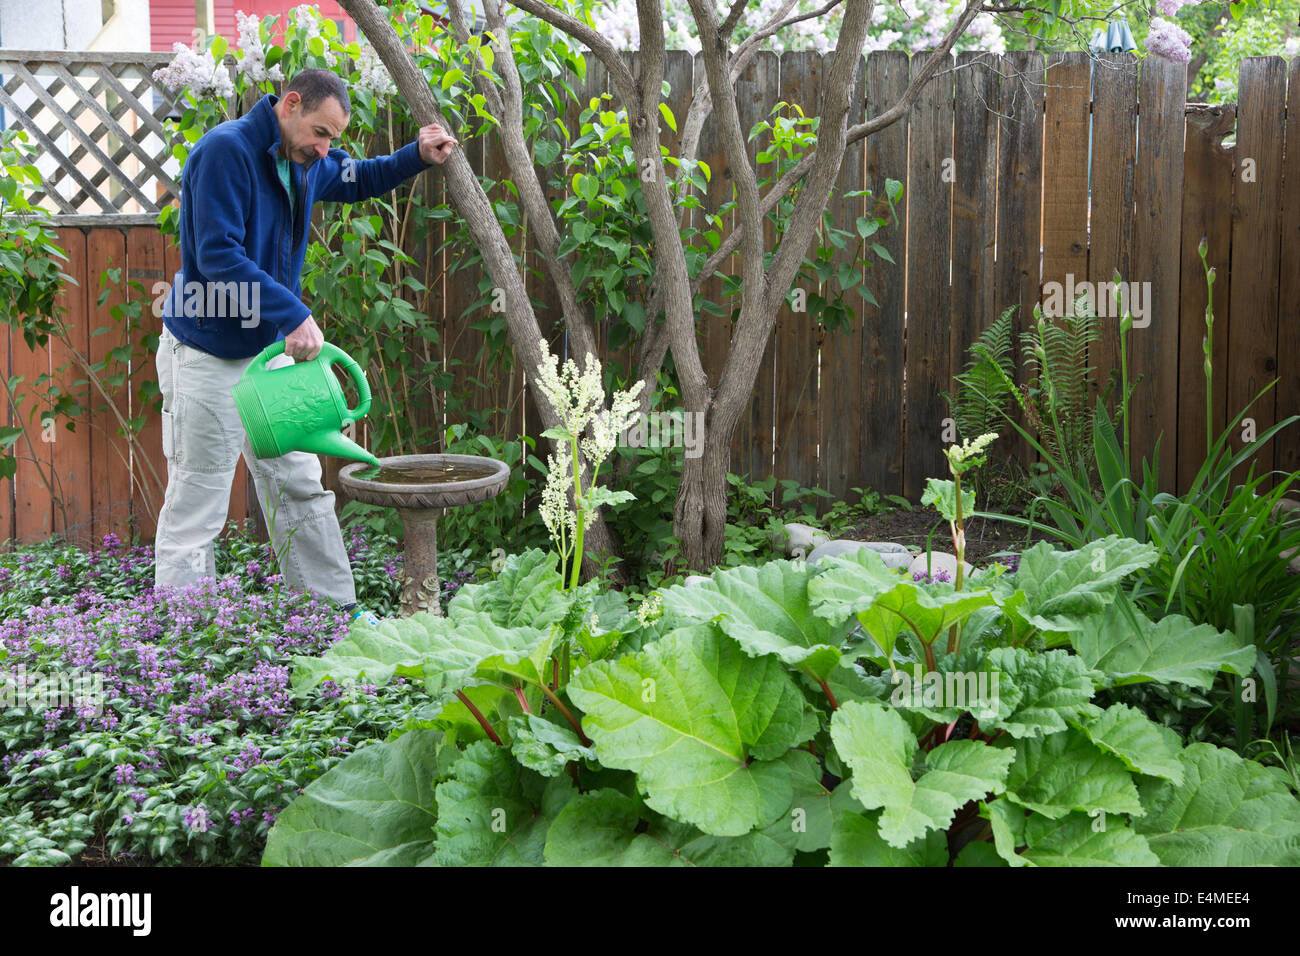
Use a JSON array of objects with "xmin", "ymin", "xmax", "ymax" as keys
[
  {"xmin": 499, "ymin": 0, "xmax": 637, "ymax": 103},
  {"xmin": 692, "ymin": 0, "xmax": 984, "ymax": 296}
]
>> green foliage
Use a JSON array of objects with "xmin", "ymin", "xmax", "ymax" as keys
[{"xmin": 267, "ymin": 531, "xmax": 1299, "ymax": 866}]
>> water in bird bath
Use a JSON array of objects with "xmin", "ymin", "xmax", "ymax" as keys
[{"xmin": 351, "ymin": 461, "xmax": 501, "ymax": 484}]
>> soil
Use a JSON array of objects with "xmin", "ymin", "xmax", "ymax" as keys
[{"xmin": 833, "ymin": 509, "xmax": 1047, "ymax": 565}]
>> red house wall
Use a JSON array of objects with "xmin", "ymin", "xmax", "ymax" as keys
[{"xmin": 151, "ymin": 1, "xmax": 358, "ymax": 53}]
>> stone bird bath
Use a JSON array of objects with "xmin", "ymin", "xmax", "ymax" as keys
[{"xmin": 337, "ymin": 454, "xmax": 510, "ymax": 617}]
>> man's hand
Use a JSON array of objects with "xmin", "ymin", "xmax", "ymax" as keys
[
  {"xmin": 284, "ymin": 314, "xmax": 325, "ymax": 362},
  {"xmin": 419, "ymin": 123, "xmax": 458, "ymax": 165}
]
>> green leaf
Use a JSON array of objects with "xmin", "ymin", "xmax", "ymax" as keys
[
  {"xmin": 447, "ymin": 548, "xmax": 569, "ymax": 629},
  {"xmin": 1002, "ymin": 727, "xmax": 1143, "ymax": 820},
  {"xmin": 854, "ymin": 216, "xmax": 879, "ymax": 239},
  {"xmin": 261, "ymin": 730, "xmax": 441, "ymax": 866},
  {"xmin": 1012, "ymin": 537, "xmax": 1157, "ymax": 632},
  {"xmin": 830, "ymin": 700, "xmax": 1014, "ymax": 848},
  {"xmin": 810, "ymin": 549, "xmax": 995, "ymax": 661},
  {"xmin": 829, "ymin": 809, "xmax": 948, "ymax": 866},
  {"xmin": 433, "ymin": 741, "xmax": 576, "ymax": 866},
  {"xmin": 508, "ymin": 714, "xmax": 595, "ymax": 777},
  {"xmin": 543, "ymin": 789, "xmax": 793, "ymax": 865},
  {"xmin": 660, "ymin": 561, "xmax": 853, "ymax": 681},
  {"xmin": 1020, "ymin": 812, "xmax": 1160, "ymax": 866},
  {"xmin": 290, "ymin": 610, "xmax": 549, "ymax": 702},
  {"xmin": 658, "ymin": 102, "xmax": 677, "ymax": 133},
  {"xmin": 1076, "ymin": 703, "xmax": 1184, "ymax": 783},
  {"xmin": 568, "ymin": 624, "xmax": 808, "ymax": 836},
  {"xmin": 976, "ymin": 647, "xmax": 1098, "ymax": 739},
  {"xmin": 1135, "ymin": 743, "xmax": 1300, "ymax": 865},
  {"xmin": 1070, "ymin": 602, "xmax": 1256, "ymax": 690},
  {"xmin": 921, "ymin": 478, "xmax": 974, "ymax": 523}
]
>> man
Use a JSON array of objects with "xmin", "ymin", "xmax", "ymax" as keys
[{"xmin": 154, "ymin": 68, "xmax": 456, "ymax": 622}]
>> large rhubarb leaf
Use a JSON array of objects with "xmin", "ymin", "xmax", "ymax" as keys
[
  {"xmin": 508, "ymin": 714, "xmax": 595, "ymax": 777},
  {"xmin": 829, "ymin": 810, "xmax": 948, "ymax": 866},
  {"xmin": 1070, "ymin": 602, "xmax": 1255, "ymax": 690},
  {"xmin": 974, "ymin": 647, "xmax": 1099, "ymax": 739},
  {"xmin": 1010, "ymin": 537, "xmax": 1157, "ymax": 632},
  {"xmin": 433, "ymin": 740, "xmax": 576, "ymax": 866},
  {"xmin": 568, "ymin": 624, "xmax": 809, "ymax": 836},
  {"xmin": 1135, "ymin": 743, "xmax": 1300, "ymax": 865},
  {"xmin": 447, "ymin": 548, "xmax": 569, "ymax": 629},
  {"xmin": 1003, "ymin": 727, "xmax": 1143, "ymax": 820},
  {"xmin": 262, "ymin": 729, "xmax": 441, "ymax": 866},
  {"xmin": 290, "ymin": 611, "xmax": 550, "ymax": 700},
  {"xmin": 543, "ymin": 790, "xmax": 793, "ymax": 866},
  {"xmin": 659, "ymin": 561, "xmax": 852, "ymax": 680},
  {"xmin": 809, "ymin": 549, "xmax": 995, "ymax": 667},
  {"xmin": 830, "ymin": 700, "xmax": 1014, "ymax": 848},
  {"xmin": 1020, "ymin": 812, "xmax": 1160, "ymax": 866},
  {"xmin": 1076, "ymin": 703, "xmax": 1184, "ymax": 783}
]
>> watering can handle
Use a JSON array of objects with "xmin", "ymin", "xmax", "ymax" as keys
[
  {"xmin": 252, "ymin": 340, "xmax": 373, "ymax": 421},
  {"xmin": 318, "ymin": 342, "xmax": 373, "ymax": 421}
]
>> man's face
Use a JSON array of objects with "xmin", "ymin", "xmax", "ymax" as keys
[{"xmin": 278, "ymin": 91, "xmax": 348, "ymax": 167}]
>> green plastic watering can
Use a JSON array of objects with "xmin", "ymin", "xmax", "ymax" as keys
[{"xmin": 232, "ymin": 341, "xmax": 382, "ymax": 467}]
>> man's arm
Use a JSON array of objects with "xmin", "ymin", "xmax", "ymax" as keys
[
  {"xmin": 188, "ymin": 143, "xmax": 310, "ymax": 338},
  {"xmin": 315, "ymin": 125, "xmax": 458, "ymax": 204}
]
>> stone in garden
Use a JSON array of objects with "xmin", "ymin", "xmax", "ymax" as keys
[
  {"xmin": 806, "ymin": 539, "xmax": 912, "ymax": 570},
  {"xmin": 683, "ymin": 575, "xmax": 712, "ymax": 588},
  {"xmin": 775, "ymin": 522, "xmax": 831, "ymax": 557},
  {"xmin": 908, "ymin": 551, "xmax": 973, "ymax": 581}
]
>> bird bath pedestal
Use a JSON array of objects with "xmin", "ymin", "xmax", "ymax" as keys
[{"xmin": 337, "ymin": 454, "xmax": 510, "ymax": 617}]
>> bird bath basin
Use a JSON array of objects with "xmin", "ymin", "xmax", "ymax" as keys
[{"xmin": 337, "ymin": 454, "xmax": 510, "ymax": 617}]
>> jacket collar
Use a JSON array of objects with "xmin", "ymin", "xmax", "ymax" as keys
[{"xmin": 248, "ymin": 93, "xmax": 285, "ymax": 161}]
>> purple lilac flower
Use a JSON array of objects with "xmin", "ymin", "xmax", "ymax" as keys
[
  {"xmin": 1146, "ymin": 17, "xmax": 1192, "ymax": 63},
  {"xmin": 102, "ymin": 532, "xmax": 121, "ymax": 552},
  {"xmin": 263, "ymin": 807, "xmax": 280, "ymax": 826},
  {"xmin": 112, "ymin": 763, "xmax": 136, "ymax": 786}
]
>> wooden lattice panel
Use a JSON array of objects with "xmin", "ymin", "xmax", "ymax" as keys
[{"xmin": 0, "ymin": 51, "xmax": 186, "ymax": 223}]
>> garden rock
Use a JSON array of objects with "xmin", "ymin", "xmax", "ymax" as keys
[
  {"xmin": 908, "ymin": 551, "xmax": 973, "ymax": 581},
  {"xmin": 774, "ymin": 522, "xmax": 831, "ymax": 557},
  {"xmin": 806, "ymin": 540, "xmax": 912, "ymax": 570}
]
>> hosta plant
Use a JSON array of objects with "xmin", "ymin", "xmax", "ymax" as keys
[{"xmin": 266, "ymin": 539, "xmax": 1300, "ymax": 867}]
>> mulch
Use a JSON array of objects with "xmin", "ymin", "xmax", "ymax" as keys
[{"xmin": 833, "ymin": 510, "xmax": 1047, "ymax": 565}]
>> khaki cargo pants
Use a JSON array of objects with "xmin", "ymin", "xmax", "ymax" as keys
[{"xmin": 152, "ymin": 326, "xmax": 356, "ymax": 605}]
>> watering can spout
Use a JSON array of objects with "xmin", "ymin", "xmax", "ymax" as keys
[{"xmin": 299, "ymin": 428, "xmax": 382, "ymax": 467}]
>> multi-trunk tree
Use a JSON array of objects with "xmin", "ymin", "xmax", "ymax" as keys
[{"xmin": 339, "ymin": 0, "xmax": 1019, "ymax": 575}]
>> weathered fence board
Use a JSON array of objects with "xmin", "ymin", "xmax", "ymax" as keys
[
  {"xmin": 49, "ymin": 228, "xmax": 94, "ymax": 547},
  {"xmin": 1227, "ymin": 57, "xmax": 1286, "ymax": 488},
  {"xmin": 995, "ymin": 51, "xmax": 1045, "ymax": 470},
  {"xmin": 1041, "ymin": 52, "xmax": 1091, "ymax": 298},
  {"xmin": 951, "ymin": 51, "xmax": 1000, "ymax": 387},
  {"xmin": 1276, "ymin": 56, "xmax": 1300, "ymax": 479},
  {"xmin": 1130, "ymin": 55, "xmax": 1186, "ymax": 494},
  {"xmin": 1088, "ymin": 54, "xmax": 1138, "ymax": 409},
  {"xmin": 904, "ymin": 50, "xmax": 954, "ymax": 501},
  {"xmin": 772, "ymin": 50, "xmax": 823, "ymax": 492},
  {"xmin": 858, "ymin": 49, "xmax": 907, "ymax": 498},
  {"xmin": 819, "ymin": 55, "xmax": 867, "ymax": 506},
  {"xmin": 1177, "ymin": 104, "xmax": 1234, "ymax": 490}
]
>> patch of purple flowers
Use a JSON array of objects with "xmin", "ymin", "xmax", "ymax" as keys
[{"xmin": 912, "ymin": 569, "xmax": 953, "ymax": 585}]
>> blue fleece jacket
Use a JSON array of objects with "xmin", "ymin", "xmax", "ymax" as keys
[{"xmin": 160, "ymin": 93, "xmax": 430, "ymax": 359}]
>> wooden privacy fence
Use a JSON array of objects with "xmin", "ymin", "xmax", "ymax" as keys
[{"xmin": 3, "ymin": 49, "xmax": 1300, "ymax": 546}]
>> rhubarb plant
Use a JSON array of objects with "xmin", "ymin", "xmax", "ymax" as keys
[{"xmin": 265, "ymin": 536, "xmax": 1300, "ymax": 867}]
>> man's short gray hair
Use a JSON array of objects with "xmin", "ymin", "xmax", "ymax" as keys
[{"xmin": 285, "ymin": 68, "xmax": 350, "ymax": 116}]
